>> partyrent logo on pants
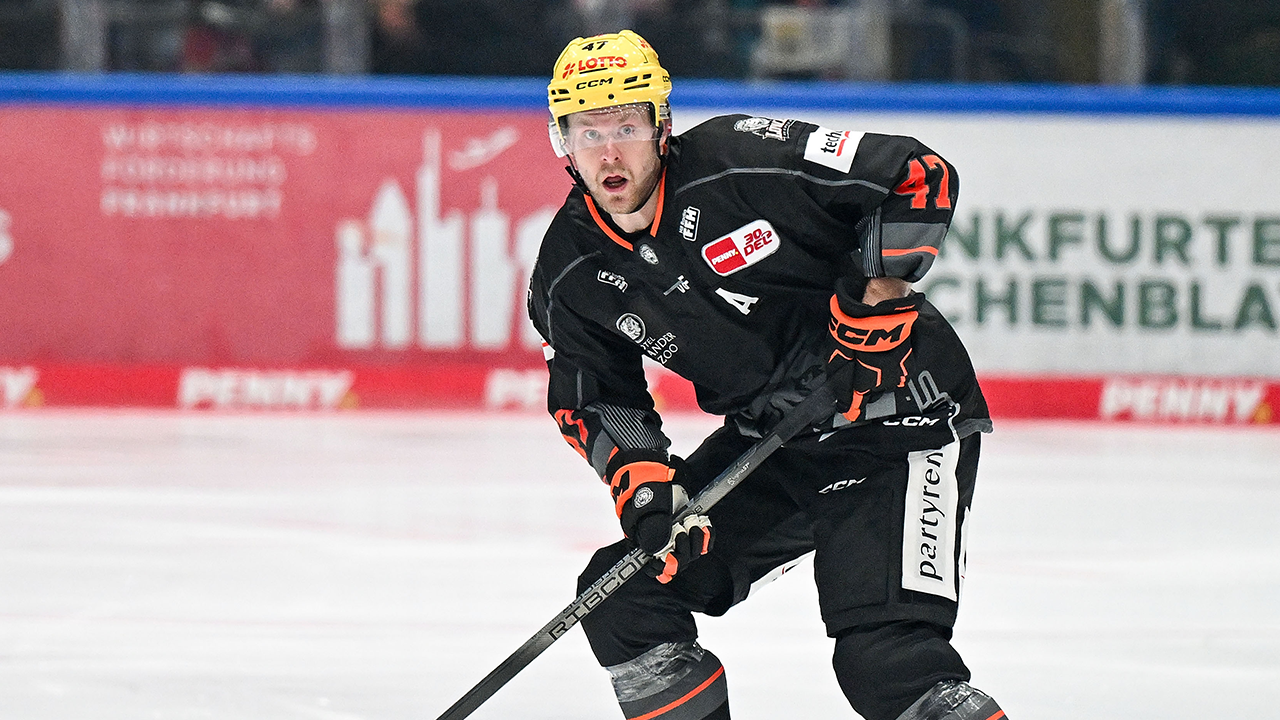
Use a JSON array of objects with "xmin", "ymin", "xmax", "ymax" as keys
[{"xmin": 901, "ymin": 442, "xmax": 960, "ymax": 602}]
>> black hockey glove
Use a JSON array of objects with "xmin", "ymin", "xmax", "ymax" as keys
[
  {"xmin": 606, "ymin": 450, "xmax": 713, "ymax": 584},
  {"xmin": 826, "ymin": 277, "xmax": 923, "ymax": 422}
]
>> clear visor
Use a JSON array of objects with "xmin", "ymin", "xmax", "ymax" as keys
[{"xmin": 549, "ymin": 103, "xmax": 661, "ymax": 158}]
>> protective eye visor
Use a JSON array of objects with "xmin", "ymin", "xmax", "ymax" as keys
[{"xmin": 548, "ymin": 103, "xmax": 662, "ymax": 158}]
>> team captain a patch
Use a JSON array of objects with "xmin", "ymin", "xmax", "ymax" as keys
[
  {"xmin": 804, "ymin": 126, "xmax": 864, "ymax": 173},
  {"xmin": 701, "ymin": 219, "xmax": 780, "ymax": 276}
]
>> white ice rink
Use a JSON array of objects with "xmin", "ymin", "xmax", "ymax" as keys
[{"xmin": 1, "ymin": 410, "xmax": 1277, "ymax": 720}]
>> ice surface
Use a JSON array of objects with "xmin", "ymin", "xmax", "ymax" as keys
[{"xmin": 0, "ymin": 410, "xmax": 1276, "ymax": 719}]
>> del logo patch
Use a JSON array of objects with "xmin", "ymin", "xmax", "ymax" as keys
[
  {"xmin": 803, "ymin": 126, "xmax": 863, "ymax": 173},
  {"xmin": 701, "ymin": 219, "xmax": 780, "ymax": 276}
]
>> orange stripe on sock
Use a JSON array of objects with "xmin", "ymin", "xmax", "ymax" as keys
[
  {"xmin": 630, "ymin": 665, "xmax": 726, "ymax": 720},
  {"xmin": 984, "ymin": 711, "xmax": 1006, "ymax": 720}
]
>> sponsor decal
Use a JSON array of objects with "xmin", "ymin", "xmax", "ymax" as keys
[
  {"xmin": 664, "ymin": 275, "xmax": 690, "ymax": 295},
  {"xmin": 1100, "ymin": 378, "xmax": 1267, "ymax": 423},
  {"xmin": 598, "ymin": 269, "xmax": 629, "ymax": 292},
  {"xmin": 335, "ymin": 130, "xmax": 557, "ymax": 352},
  {"xmin": 639, "ymin": 332, "xmax": 679, "ymax": 365},
  {"xmin": 638, "ymin": 244, "xmax": 660, "ymax": 265},
  {"xmin": 819, "ymin": 477, "xmax": 865, "ymax": 494},
  {"xmin": 701, "ymin": 219, "xmax": 781, "ymax": 276},
  {"xmin": 679, "ymin": 205, "xmax": 700, "ymax": 241},
  {"xmin": 804, "ymin": 126, "xmax": 863, "ymax": 173},
  {"xmin": 616, "ymin": 313, "xmax": 646, "ymax": 342},
  {"xmin": 0, "ymin": 366, "xmax": 39, "ymax": 408},
  {"xmin": 883, "ymin": 415, "xmax": 941, "ymax": 427},
  {"xmin": 634, "ymin": 486, "xmax": 654, "ymax": 508},
  {"xmin": 901, "ymin": 443, "xmax": 960, "ymax": 602},
  {"xmin": 484, "ymin": 368, "xmax": 545, "ymax": 410},
  {"xmin": 734, "ymin": 117, "xmax": 795, "ymax": 142},
  {"xmin": 178, "ymin": 368, "xmax": 354, "ymax": 410},
  {"xmin": 617, "ymin": 314, "xmax": 679, "ymax": 365},
  {"xmin": 560, "ymin": 56, "xmax": 628, "ymax": 79},
  {"xmin": 448, "ymin": 126, "xmax": 519, "ymax": 171}
]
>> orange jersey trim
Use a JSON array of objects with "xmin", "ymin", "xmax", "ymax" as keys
[
  {"xmin": 882, "ymin": 246, "xmax": 939, "ymax": 256},
  {"xmin": 582, "ymin": 169, "xmax": 667, "ymax": 251},
  {"xmin": 630, "ymin": 665, "xmax": 726, "ymax": 720},
  {"xmin": 648, "ymin": 170, "xmax": 666, "ymax": 237},
  {"xmin": 584, "ymin": 195, "xmax": 633, "ymax": 251}
]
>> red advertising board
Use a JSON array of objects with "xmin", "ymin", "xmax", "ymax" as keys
[
  {"xmin": 0, "ymin": 105, "xmax": 561, "ymax": 365},
  {"xmin": 0, "ymin": 102, "xmax": 1276, "ymax": 425}
]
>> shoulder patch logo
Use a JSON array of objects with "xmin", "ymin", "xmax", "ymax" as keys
[
  {"xmin": 734, "ymin": 117, "xmax": 795, "ymax": 142},
  {"xmin": 616, "ymin": 313, "xmax": 646, "ymax": 342},
  {"xmin": 803, "ymin": 126, "xmax": 864, "ymax": 173},
  {"xmin": 679, "ymin": 206, "xmax": 700, "ymax": 241},
  {"xmin": 701, "ymin": 219, "xmax": 781, "ymax": 276},
  {"xmin": 597, "ymin": 270, "xmax": 628, "ymax": 292}
]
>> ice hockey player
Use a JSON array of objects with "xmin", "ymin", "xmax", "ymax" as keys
[{"xmin": 527, "ymin": 29, "xmax": 1007, "ymax": 720}]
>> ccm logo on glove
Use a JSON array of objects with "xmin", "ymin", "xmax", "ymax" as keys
[{"xmin": 828, "ymin": 297, "xmax": 917, "ymax": 352}]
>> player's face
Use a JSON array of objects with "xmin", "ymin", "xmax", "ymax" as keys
[{"xmin": 565, "ymin": 105, "xmax": 663, "ymax": 217}]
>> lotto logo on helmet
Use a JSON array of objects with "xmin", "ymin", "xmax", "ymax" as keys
[
  {"xmin": 701, "ymin": 219, "xmax": 781, "ymax": 276},
  {"xmin": 561, "ymin": 56, "xmax": 628, "ymax": 79},
  {"xmin": 803, "ymin": 126, "xmax": 864, "ymax": 173}
]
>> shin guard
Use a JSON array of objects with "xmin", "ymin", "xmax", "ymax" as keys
[
  {"xmin": 605, "ymin": 641, "xmax": 730, "ymax": 720},
  {"xmin": 895, "ymin": 680, "xmax": 1005, "ymax": 720}
]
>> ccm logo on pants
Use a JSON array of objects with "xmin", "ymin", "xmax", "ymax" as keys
[{"xmin": 901, "ymin": 443, "xmax": 960, "ymax": 601}]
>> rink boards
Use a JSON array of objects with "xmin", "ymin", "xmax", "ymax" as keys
[{"xmin": 0, "ymin": 75, "xmax": 1277, "ymax": 423}]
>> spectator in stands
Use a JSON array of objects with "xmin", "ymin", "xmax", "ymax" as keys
[
  {"xmin": 0, "ymin": 0, "xmax": 60, "ymax": 70},
  {"xmin": 180, "ymin": 0, "xmax": 262, "ymax": 72},
  {"xmin": 255, "ymin": 0, "xmax": 324, "ymax": 73}
]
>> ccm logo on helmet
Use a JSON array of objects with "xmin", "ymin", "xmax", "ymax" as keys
[
  {"xmin": 577, "ymin": 78, "xmax": 614, "ymax": 89},
  {"xmin": 561, "ymin": 56, "xmax": 628, "ymax": 79}
]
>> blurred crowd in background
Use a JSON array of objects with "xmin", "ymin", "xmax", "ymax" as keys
[{"xmin": 2, "ymin": 0, "xmax": 1280, "ymax": 86}]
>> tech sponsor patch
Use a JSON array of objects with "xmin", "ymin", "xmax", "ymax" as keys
[
  {"xmin": 700, "ymin": 219, "xmax": 780, "ymax": 276},
  {"xmin": 803, "ymin": 126, "xmax": 863, "ymax": 173},
  {"xmin": 901, "ymin": 442, "xmax": 960, "ymax": 602}
]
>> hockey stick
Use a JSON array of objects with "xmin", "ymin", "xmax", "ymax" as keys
[{"xmin": 434, "ymin": 381, "xmax": 838, "ymax": 720}]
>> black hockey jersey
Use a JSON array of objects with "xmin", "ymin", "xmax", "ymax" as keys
[{"xmin": 527, "ymin": 114, "xmax": 990, "ymax": 477}]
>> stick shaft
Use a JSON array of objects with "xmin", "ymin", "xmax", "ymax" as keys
[{"xmin": 435, "ymin": 384, "xmax": 835, "ymax": 720}]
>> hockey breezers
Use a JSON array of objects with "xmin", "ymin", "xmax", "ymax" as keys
[{"xmin": 434, "ymin": 380, "xmax": 839, "ymax": 720}]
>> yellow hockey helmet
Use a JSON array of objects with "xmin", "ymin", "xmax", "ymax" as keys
[{"xmin": 547, "ymin": 30, "xmax": 672, "ymax": 157}]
